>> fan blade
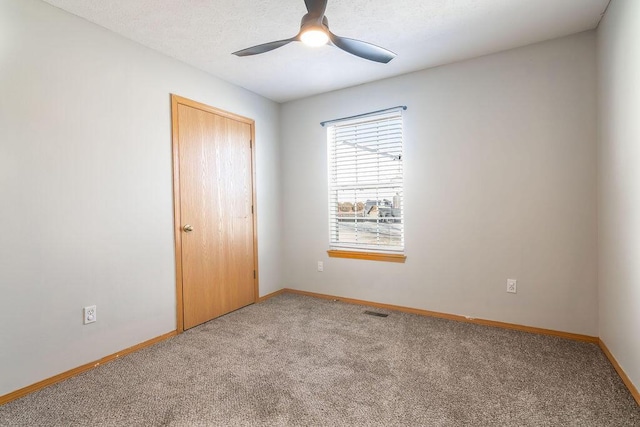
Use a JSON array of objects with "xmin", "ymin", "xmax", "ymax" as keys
[
  {"xmin": 232, "ymin": 38, "xmax": 297, "ymax": 57},
  {"xmin": 328, "ymin": 32, "xmax": 396, "ymax": 64},
  {"xmin": 304, "ymin": 0, "xmax": 327, "ymax": 18}
]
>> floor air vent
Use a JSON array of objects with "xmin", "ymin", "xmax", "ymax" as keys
[{"xmin": 364, "ymin": 310, "xmax": 388, "ymax": 318}]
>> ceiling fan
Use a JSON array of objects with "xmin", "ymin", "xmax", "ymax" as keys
[{"xmin": 232, "ymin": 0, "xmax": 396, "ymax": 64}]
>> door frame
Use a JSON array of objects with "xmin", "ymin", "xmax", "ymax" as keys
[{"xmin": 170, "ymin": 94, "xmax": 259, "ymax": 333}]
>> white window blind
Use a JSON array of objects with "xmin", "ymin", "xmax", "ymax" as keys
[{"xmin": 327, "ymin": 109, "xmax": 404, "ymax": 253}]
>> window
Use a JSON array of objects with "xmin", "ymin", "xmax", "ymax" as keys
[{"xmin": 326, "ymin": 108, "xmax": 405, "ymax": 262}]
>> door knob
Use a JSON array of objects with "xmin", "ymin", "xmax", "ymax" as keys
[{"xmin": 183, "ymin": 224, "xmax": 194, "ymax": 232}]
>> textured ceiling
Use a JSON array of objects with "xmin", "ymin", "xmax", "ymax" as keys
[{"xmin": 42, "ymin": 0, "xmax": 609, "ymax": 103}]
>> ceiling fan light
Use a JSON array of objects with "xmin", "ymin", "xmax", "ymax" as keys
[{"xmin": 301, "ymin": 29, "xmax": 329, "ymax": 47}]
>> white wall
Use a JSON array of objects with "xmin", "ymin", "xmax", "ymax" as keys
[
  {"xmin": 0, "ymin": 0, "xmax": 281, "ymax": 396},
  {"xmin": 597, "ymin": 0, "xmax": 640, "ymax": 393},
  {"xmin": 281, "ymin": 32, "xmax": 598, "ymax": 336}
]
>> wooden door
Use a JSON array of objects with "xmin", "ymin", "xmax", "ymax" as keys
[{"xmin": 171, "ymin": 95, "xmax": 258, "ymax": 331}]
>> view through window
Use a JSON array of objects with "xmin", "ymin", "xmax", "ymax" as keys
[{"xmin": 327, "ymin": 109, "xmax": 404, "ymax": 254}]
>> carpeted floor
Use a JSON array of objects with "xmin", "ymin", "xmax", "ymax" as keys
[{"xmin": 1, "ymin": 293, "xmax": 638, "ymax": 426}]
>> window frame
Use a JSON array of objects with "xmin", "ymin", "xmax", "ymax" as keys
[{"xmin": 326, "ymin": 109, "xmax": 406, "ymax": 263}]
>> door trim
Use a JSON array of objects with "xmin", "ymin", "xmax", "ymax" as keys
[{"xmin": 170, "ymin": 94, "xmax": 259, "ymax": 333}]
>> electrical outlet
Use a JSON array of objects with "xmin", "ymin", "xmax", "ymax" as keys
[
  {"xmin": 507, "ymin": 279, "xmax": 517, "ymax": 294},
  {"xmin": 83, "ymin": 305, "xmax": 97, "ymax": 324},
  {"xmin": 317, "ymin": 261, "xmax": 323, "ymax": 272}
]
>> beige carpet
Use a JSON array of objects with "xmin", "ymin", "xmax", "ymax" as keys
[{"xmin": 1, "ymin": 293, "xmax": 638, "ymax": 426}]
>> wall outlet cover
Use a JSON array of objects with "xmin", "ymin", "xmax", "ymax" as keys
[
  {"xmin": 507, "ymin": 279, "xmax": 517, "ymax": 294},
  {"xmin": 83, "ymin": 305, "xmax": 97, "ymax": 324}
]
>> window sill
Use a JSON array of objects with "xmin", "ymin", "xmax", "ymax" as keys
[{"xmin": 327, "ymin": 250, "xmax": 406, "ymax": 263}]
